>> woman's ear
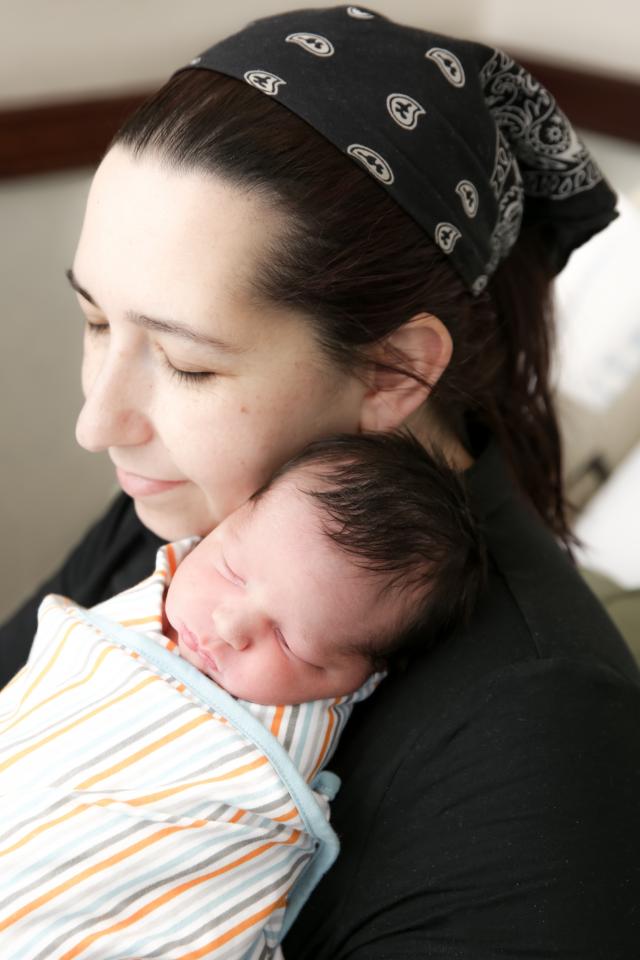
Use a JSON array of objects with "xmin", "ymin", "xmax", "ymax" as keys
[{"xmin": 358, "ymin": 313, "xmax": 453, "ymax": 432}]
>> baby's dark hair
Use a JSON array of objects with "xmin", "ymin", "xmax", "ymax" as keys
[{"xmin": 253, "ymin": 432, "xmax": 487, "ymax": 670}]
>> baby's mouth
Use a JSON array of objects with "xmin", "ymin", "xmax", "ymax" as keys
[
  {"xmin": 178, "ymin": 623, "xmax": 199, "ymax": 653},
  {"xmin": 198, "ymin": 648, "xmax": 220, "ymax": 674},
  {"xmin": 178, "ymin": 623, "xmax": 221, "ymax": 674}
]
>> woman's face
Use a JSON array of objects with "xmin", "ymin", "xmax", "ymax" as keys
[{"xmin": 72, "ymin": 147, "xmax": 368, "ymax": 540}]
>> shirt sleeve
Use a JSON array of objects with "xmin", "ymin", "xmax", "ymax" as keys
[
  {"xmin": 0, "ymin": 494, "xmax": 160, "ymax": 687},
  {"xmin": 284, "ymin": 657, "xmax": 640, "ymax": 960}
]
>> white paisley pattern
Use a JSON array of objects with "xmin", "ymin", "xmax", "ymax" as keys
[
  {"xmin": 182, "ymin": 10, "xmax": 616, "ymax": 298},
  {"xmin": 243, "ymin": 70, "xmax": 287, "ymax": 96},
  {"xmin": 425, "ymin": 48, "xmax": 465, "ymax": 88},
  {"xmin": 480, "ymin": 49, "xmax": 603, "ymax": 199},
  {"xmin": 286, "ymin": 33, "xmax": 335, "ymax": 57},
  {"xmin": 347, "ymin": 144, "xmax": 395, "ymax": 184},
  {"xmin": 486, "ymin": 182, "xmax": 524, "ymax": 276},
  {"xmin": 435, "ymin": 222, "xmax": 461, "ymax": 254},
  {"xmin": 347, "ymin": 6, "xmax": 375, "ymax": 18},
  {"xmin": 386, "ymin": 93, "xmax": 426, "ymax": 130},
  {"xmin": 456, "ymin": 179, "xmax": 479, "ymax": 218}
]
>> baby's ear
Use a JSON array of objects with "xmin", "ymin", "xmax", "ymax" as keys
[{"xmin": 358, "ymin": 313, "xmax": 452, "ymax": 432}]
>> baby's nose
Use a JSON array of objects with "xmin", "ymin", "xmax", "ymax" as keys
[
  {"xmin": 211, "ymin": 604, "xmax": 264, "ymax": 651},
  {"xmin": 221, "ymin": 629, "xmax": 250, "ymax": 652}
]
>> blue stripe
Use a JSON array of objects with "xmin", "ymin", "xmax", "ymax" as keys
[{"xmin": 83, "ymin": 610, "xmax": 340, "ymax": 935}]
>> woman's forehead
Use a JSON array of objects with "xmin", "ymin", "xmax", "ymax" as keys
[{"xmin": 74, "ymin": 146, "xmax": 283, "ymax": 313}]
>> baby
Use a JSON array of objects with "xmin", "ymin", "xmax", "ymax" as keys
[
  {"xmin": 0, "ymin": 432, "xmax": 485, "ymax": 959},
  {"xmin": 164, "ymin": 430, "xmax": 486, "ymax": 704}
]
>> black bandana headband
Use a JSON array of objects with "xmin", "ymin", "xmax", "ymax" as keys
[{"xmin": 173, "ymin": 4, "xmax": 618, "ymax": 294}]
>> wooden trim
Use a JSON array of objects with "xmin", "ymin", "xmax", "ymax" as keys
[
  {"xmin": 516, "ymin": 55, "xmax": 640, "ymax": 144},
  {"xmin": 1, "ymin": 57, "xmax": 639, "ymax": 179},
  {"xmin": 0, "ymin": 93, "xmax": 148, "ymax": 178}
]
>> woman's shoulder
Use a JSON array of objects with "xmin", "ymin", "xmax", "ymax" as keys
[
  {"xmin": 285, "ymin": 575, "xmax": 640, "ymax": 960},
  {"xmin": 0, "ymin": 494, "xmax": 164, "ymax": 685},
  {"xmin": 465, "ymin": 435, "xmax": 638, "ymax": 681},
  {"xmin": 284, "ymin": 439, "xmax": 640, "ymax": 959}
]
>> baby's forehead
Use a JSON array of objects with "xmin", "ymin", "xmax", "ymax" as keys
[{"xmin": 256, "ymin": 466, "xmax": 325, "ymax": 515}]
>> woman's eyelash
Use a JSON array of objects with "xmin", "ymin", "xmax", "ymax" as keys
[
  {"xmin": 165, "ymin": 362, "xmax": 215, "ymax": 385},
  {"xmin": 159, "ymin": 347, "xmax": 215, "ymax": 385},
  {"xmin": 85, "ymin": 319, "xmax": 109, "ymax": 335},
  {"xmin": 82, "ymin": 318, "xmax": 214, "ymax": 384}
]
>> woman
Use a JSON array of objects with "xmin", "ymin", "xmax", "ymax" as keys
[{"xmin": 2, "ymin": 6, "xmax": 639, "ymax": 957}]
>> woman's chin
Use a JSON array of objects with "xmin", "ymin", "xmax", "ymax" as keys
[{"xmin": 131, "ymin": 492, "xmax": 216, "ymax": 542}]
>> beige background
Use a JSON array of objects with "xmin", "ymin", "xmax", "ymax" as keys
[{"xmin": 2, "ymin": 0, "xmax": 640, "ymax": 620}]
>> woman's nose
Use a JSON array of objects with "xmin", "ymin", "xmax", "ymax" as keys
[{"xmin": 75, "ymin": 347, "xmax": 153, "ymax": 452}]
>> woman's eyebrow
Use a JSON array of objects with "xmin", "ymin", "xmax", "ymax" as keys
[{"xmin": 65, "ymin": 267, "xmax": 244, "ymax": 354}]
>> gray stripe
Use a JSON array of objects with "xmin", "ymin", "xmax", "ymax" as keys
[
  {"xmin": 281, "ymin": 704, "xmax": 300, "ymax": 752},
  {"xmin": 0, "ymin": 818, "xmax": 146, "ymax": 914},
  {"xmin": 0, "ymin": 664, "xmax": 148, "ymax": 752},
  {"xmin": 145, "ymin": 851, "xmax": 309, "ymax": 958},
  {"xmin": 182, "ymin": 742, "xmax": 256, "ymax": 781},
  {"xmin": 0, "ymin": 717, "xmax": 245, "ymax": 846},
  {"xmin": 50, "ymin": 700, "xmax": 196, "ymax": 787},
  {"xmin": 240, "ymin": 795, "xmax": 292, "ymax": 816},
  {"xmin": 29, "ymin": 825, "xmax": 287, "ymax": 960},
  {"xmin": 0, "ymin": 794, "xmax": 70, "ymax": 846}
]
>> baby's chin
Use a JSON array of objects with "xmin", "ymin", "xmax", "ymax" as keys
[{"xmin": 161, "ymin": 605, "xmax": 178, "ymax": 644}]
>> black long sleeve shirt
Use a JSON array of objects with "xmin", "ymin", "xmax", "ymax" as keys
[{"xmin": 2, "ymin": 440, "xmax": 639, "ymax": 958}]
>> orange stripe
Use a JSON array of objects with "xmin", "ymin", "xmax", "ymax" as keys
[
  {"xmin": 0, "ymin": 803, "xmax": 86, "ymax": 858},
  {"xmin": 0, "ymin": 675, "xmax": 159, "ymax": 774},
  {"xmin": 309, "ymin": 699, "xmax": 338, "ymax": 781},
  {"xmin": 166, "ymin": 543, "xmax": 178, "ymax": 577},
  {"xmin": 76, "ymin": 713, "xmax": 211, "ymax": 788},
  {"xmin": 176, "ymin": 895, "xmax": 288, "ymax": 960},
  {"xmin": 273, "ymin": 807, "xmax": 299, "ymax": 823},
  {"xmin": 270, "ymin": 704, "xmax": 285, "ymax": 737},
  {"xmin": 5, "ymin": 618, "xmax": 81, "ymax": 720},
  {"xmin": 57, "ymin": 833, "xmax": 299, "ymax": 959},
  {"xmin": 0, "ymin": 644, "xmax": 113, "ymax": 738},
  {"xmin": 121, "ymin": 755, "xmax": 270, "ymax": 806},
  {"xmin": 0, "ymin": 820, "xmax": 207, "ymax": 934},
  {"xmin": 228, "ymin": 808, "xmax": 246, "ymax": 824},
  {"xmin": 118, "ymin": 614, "xmax": 162, "ymax": 627}
]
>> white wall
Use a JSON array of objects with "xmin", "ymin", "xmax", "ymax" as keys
[
  {"xmin": 2, "ymin": 0, "xmax": 640, "ymax": 621},
  {"xmin": 0, "ymin": 169, "xmax": 117, "ymax": 618},
  {"xmin": 1, "ymin": 0, "xmax": 483, "ymax": 106},
  {"xmin": 475, "ymin": 0, "xmax": 640, "ymax": 75},
  {"xmin": 3, "ymin": 0, "xmax": 637, "ymax": 109}
]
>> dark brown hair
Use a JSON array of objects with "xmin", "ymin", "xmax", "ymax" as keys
[
  {"xmin": 109, "ymin": 68, "xmax": 573, "ymax": 548},
  {"xmin": 252, "ymin": 431, "xmax": 487, "ymax": 667}
]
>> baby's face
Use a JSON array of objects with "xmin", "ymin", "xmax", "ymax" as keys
[{"xmin": 164, "ymin": 477, "xmax": 391, "ymax": 704}]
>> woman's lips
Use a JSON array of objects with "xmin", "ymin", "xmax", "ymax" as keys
[{"xmin": 115, "ymin": 467, "xmax": 186, "ymax": 498}]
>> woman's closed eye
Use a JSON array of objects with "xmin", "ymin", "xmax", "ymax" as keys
[
  {"xmin": 82, "ymin": 315, "xmax": 215, "ymax": 385},
  {"xmin": 162, "ymin": 357, "xmax": 216, "ymax": 385},
  {"xmin": 84, "ymin": 318, "xmax": 109, "ymax": 335}
]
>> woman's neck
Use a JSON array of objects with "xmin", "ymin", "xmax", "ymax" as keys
[{"xmin": 405, "ymin": 408, "xmax": 475, "ymax": 472}]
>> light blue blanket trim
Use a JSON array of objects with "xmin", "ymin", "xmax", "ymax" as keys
[{"xmin": 82, "ymin": 610, "xmax": 340, "ymax": 937}]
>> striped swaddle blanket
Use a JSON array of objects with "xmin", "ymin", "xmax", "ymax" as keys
[{"xmin": 0, "ymin": 539, "xmax": 380, "ymax": 959}]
